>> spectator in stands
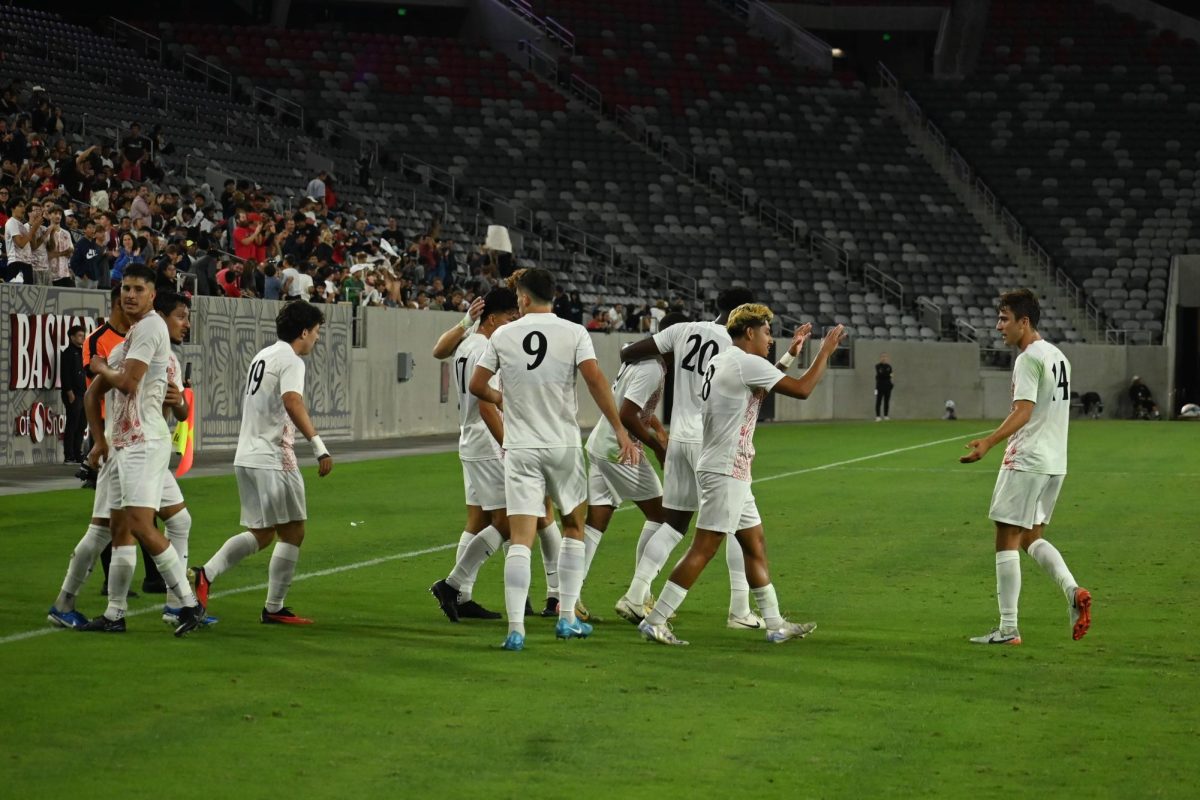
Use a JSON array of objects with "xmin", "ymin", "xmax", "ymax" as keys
[
  {"xmin": 306, "ymin": 171, "xmax": 328, "ymax": 206},
  {"xmin": 284, "ymin": 260, "xmax": 314, "ymax": 300},
  {"xmin": 566, "ymin": 291, "xmax": 584, "ymax": 324},
  {"xmin": 262, "ymin": 263, "xmax": 282, "ymax": 300},
  {"xmin": 216, "ymin": 260, "xmax": 243, "ymax": 297},
  {"xmin": 2, "ymin": 198, "xmax": 38, "ymax": 284},
  {"xmin": 130, "ymin": 184, "xmax": 152, "ymax": 228},
  {"xmin": 586, "ymin": 309, "xmax": 610, "ymax": 332},
  {"xmin": 45, "ymin": 204, "xmax": 73, "ymax": 286},
  {"xmin": 110, "ymin": 231, "xmax": 142, "ymax": 284},
  {"xmin": 1129, "ymin": 376, "xmax": 1161, "ymax": 420},
  {"xmin": 68, "ymin": 223, "xmax": 106, "ymax": 289},
  {"xmin": 0, "ymin": 118, "xmax": 26, "ymax": 164},
  {"xmin": 56, "ymin": 145, "xmax": 96, "ymax": 202},
  {"xmin": 553, "ymin": 286, "xmax": 571, "ymax": 319},
  {"xmin": 0, "ymin": 83, "xmax": 19, "ymax": 115},
  {"xmin": 233, "ymin": 208, "xmax": 265, "ymax": 262},
  {"xmin": 156, "ymin": 247, "xmax": 181, "ymax": 292},
  {"xmin": 59, "ymin": 324, "xmax": 87, "ymax": 463},
  {"xmin": 120, "ymin": 123, "xmax": 151, "ymax": 182}
]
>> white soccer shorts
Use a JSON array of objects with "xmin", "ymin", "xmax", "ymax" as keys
[
  {"xmin": 462, "ymin": 457, "xmax": 506, "ymax": 512},
  {"xmin": 91, "ymin": 460, "xmax": 120, "ymax": 518},
  {"xmin": 661, "ymin": 439, "xmax": 701, "ymax": 512},
  {"xmin": 695, "ymin": 471, "xmax": 762, "ymax": 535},
  {"xmin": 235, "ymin": 466, "xmax": 308, "ymax": 529},
  {"xmin": 988, "ymin": 469, "xmax": 1065, "ymax": 529},
  {"xmin": 111, "ymin": 439, "xmax": 172, "ymax": 510},
  {"xmin": 587, "ymin": 454, "xmax": 663, "ymax": 508},
  {"xmin": 504, "ymin": 447, "xmax": 586, "ymax": 517}
]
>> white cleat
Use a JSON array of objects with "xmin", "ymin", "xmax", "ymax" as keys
[
  {"xmin": 727, "ymin": 611, "xmax": 766, "ymax": 630},
  {"xmin": 614, "ymin": 596, "xmax": 645, "ymax": 625},
  {"xmin": 766, "ymin": 620, "xmax": 817, "ymax": 643},
  {"xmin": 969, "ymin": 626, "xmax": 1022, "ymax": 645},
  {"xmin": 638, "ymin": 619, "xmax": 689, "ymax": 646}
]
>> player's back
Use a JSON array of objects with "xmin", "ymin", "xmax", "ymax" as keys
[
  {"xmin": 1004, "ymin": 339, "xmax": 1070, "ymax": 474},
  {"xmin": 453, "ymin": 333, "xmax": 501, "ymax": 460},
  {"xmin": 480, "ymin": 312, "xmax": 594, "ymax": 449},
  {"xmin": 653, "ymin": 320, "xmax": 731, "ymax": 442},
  {"xmin": 235, "ymin": 340, "xmax": 306, "ymax": 470}
]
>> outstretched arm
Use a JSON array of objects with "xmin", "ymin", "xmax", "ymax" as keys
[
  {"xmin": 620, "ymin": 337, "xmax": 661, "ymax": 364},
  {"xmin": 579, "ymin": 359, "xmax": 640, "ymax": 465},
  {"xmin": 773, "ymin": 325, "xmax": 845, "ymax": 400},
  {"xmin": 774, "ymin": 323, "xmax": 811, "ymax": 371}
]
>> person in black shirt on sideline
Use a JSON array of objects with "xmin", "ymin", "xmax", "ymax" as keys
[{"xmin": 874, "ymin": 353, "xmax": 894, "ymax": 421}]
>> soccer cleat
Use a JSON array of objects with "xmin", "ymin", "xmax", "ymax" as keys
[
  {"xmin": 429, "ymin": 579, "xmax": 461, "ymax": 623},
  {"xmin": 174, "ymin": 604, "xmax": 208, "ymax": 637},
  {"xmin": 540, "ymin": 597, "xmax": 559, "ymax": 617},
  {"xmin": 77, "ymin": 614, "xmax": 126, "ymax": 633},
  {"xmin": 456, "ymin": 599, "xmax": 502, "ymax": 620},
  {"xmin": 638, "ymin": 619, "xmax": 688, "ymax": 646},
  {"xmin": 574, "ymin": 599, "xmax": 591, "ymax": 622},
  {"xmin": 766, "ymin": 620, "xmax": 817, "ymax": 644},
  {"xmin": 47, "ymin": 607, "xmax": 89, "ymax": 629},
  {"xmin": 524, "ymin": 597, "xmax": 536, "ymax": 617},
  {"xmin": 162, "ymin": 606, "xmax": 220, "ymax": 627},
  {"xmin": 727, "ymin": 611, "xmax": 766, "ymax": 630},
  {"xmin": 501, "ymin": 631, "xmax": 525, "ymax": 651},
  {"xmin": 190, "ymin": 566, "xmax": 212, "ymax": 608},
  {"xmin": 969, "ymin": 627, "xmax": 1022, "ymax": 645},
  {"xmin": 614, "ymin": 596, "xmax": 645, "ymax": 625},
  {"xmin": 554, "ymin": 617, "xmax": 593, "ymax": 639},
  {"xmin": 261, "ymin": 607, "xmax": 314, "ymax": 625},
  {"xmin": 1070, "ymin": 587, "xmax": 1092, "ymax": 641}
]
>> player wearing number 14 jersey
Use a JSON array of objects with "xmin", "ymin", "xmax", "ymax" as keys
[{"xmin": 960, "ymin": 289, "xmax": 1091, "ymax": 645}]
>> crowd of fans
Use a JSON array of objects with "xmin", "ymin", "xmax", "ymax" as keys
[{"xmin": 0, "ymin": 80, "xmax": 686, "ymax": 327}]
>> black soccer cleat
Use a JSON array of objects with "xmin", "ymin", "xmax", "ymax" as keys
[
  {"xmin": 540, "ymin": 597, "xmax": 560, "ymax": 617},
  {"xmin": 429, "ymin": 580, "xmax": 461, "ymax": 622},
  {"xmin": 77, "ymin": 614, "xmax": 126, "ymax": 633},
  {"xmin": 456, "ymin": 599, "xmax": 502, "ymax": 620},
  {"xmin": 174, "ymin": 603, "xmax": 207, "ymax": 637}
]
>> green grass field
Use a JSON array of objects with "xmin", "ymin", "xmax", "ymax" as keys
[{"xmin": 2, "ymin": 421, "xmax": 1198, "ymax": 798}]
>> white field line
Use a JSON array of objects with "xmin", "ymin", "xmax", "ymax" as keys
[{"xmin": 1, "ymin": 429, "xmax": 988, "ymax": 647}]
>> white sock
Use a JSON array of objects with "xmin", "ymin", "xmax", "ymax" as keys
[
  {"xmin": 455, "ymin": 531, "xmax": 473, "ymax": 564},
  {"xmin": 152, "ymin": 545, "xmax": 198, "ymax": 608},
  {"xmin": 203, "ymin": 531, "xmax": 260, "ymax": 581},
  {"xmin": 646, "ymin": 580, "xmax": 688, "ymax": 626},
  {"xmin": 104, "ymin": 545, "xmax": 137, "ymax": 620},
  {"xmin": 582, "ymin": 524, "xmax": 604, "ymax": 578},
  {"xmin": 1027, "ymin": 538, "xmax": 1078, "ymax": 600},
  {"xmin": 504, "ymin": 544, "xmax": 531, "ymax": 635},
  {"xmin": 265, "ymin": 542, "xmax": 301, "ymax": 613},
  {"xmin": 454, "ymin": 530, "xmax": 480, "ymax": 601},
  {"xmin": 163, "ymin": 509, "xmax": 192, "ymax": 606},
  {"xmin": 635, "ymin": 521, "xmax": 660, "ymax": 568},
  {"xmin": 448, "ymin": 526, "xmax": 503, "ymax": 596},
  {"xmin": 56, "ymin": 524, "xmax": 111, "ymax": 611},
  {"xmin": 752, "ymin": 583, "xmax": 784, "ymax": 630},
  {"xmin": 996, "ymin": 550, "xmax": 1021, "ymax": 631},
  {"xmin": 627, "ymin": 523, "xmax": 683, "ymax": 605},
  {"xmin": 538, "ymin": 521, "xmax": 561, "ymax": 599},
  {"xmin": 725, "ymin": 538, "xmax": 753, "ymax": 618},
  {"xmin": 557, "ymin": 538, "xmax": 586, "ymax": 624}
]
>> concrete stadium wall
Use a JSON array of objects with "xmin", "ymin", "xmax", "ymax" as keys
[{"xmin": 0, "ymin": 285, "xmax": 1169, "ymax": 468}]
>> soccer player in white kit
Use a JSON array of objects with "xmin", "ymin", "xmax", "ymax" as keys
[
  {"xmin": 961, "ymin": 289, "xmax": 1091, "ymax": 645},
  {"xmin": 639, "ymin": 304, "xmax": 845, "ymax": 646},
  {"xmin": 470, "ymin": 268, "xmax": 639, "ymax": 651},
  {"xmin": 429, "ymin": 288, "xmax": 521, "ymax": 621},
  {"xmin": 48, "ymin": 293, "xmax": 211, "ymax": 630},
  {"xmin": 192, "ymin": 300, "xmax": 334, "ymax": 625},
  {"xmin": 75, "ymin": 266, "xmax": 207, "ymax": 637}
]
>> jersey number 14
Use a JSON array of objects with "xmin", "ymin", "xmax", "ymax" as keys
[{"xmin": 1050, "ymin": 360, "xmax": 1069, "ymax": 401}]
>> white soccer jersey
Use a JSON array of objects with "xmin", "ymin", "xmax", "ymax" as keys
[
  {"xmin": 110, "ymin": 314, "xmax": 172, "ymax": 449},
  {"xmin": 697, "ymin": 347, "xmax": 784, "ymax": 481},
  {"xmin": 1001, "ymin": 339, "xmax": 1070, "ymax": 475},
  {"xmin": 654, "ymin": 320, "xmax": 731, "ymax": 443},
  {"xmin": 586, "ymin": 359, "xmax": 664, "ymax": 462},
  {"xmin": 234, "ymin": 340, "xmax": 306, "ymax": 471},
  {"xmin": 454, "ymin": 333, "xmax": 502, "ymax": 461},
  {"xmin": 477, "ymin": 312, "xmax": 595, "ymax": 450},
  {"xmin": 101, "ymin": 341, "xmax": 127, "ymax": 440}
]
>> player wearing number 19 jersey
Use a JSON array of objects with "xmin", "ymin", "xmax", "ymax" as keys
[
  {"xmin": 192, "ymin": 301, "xmax": 334, "ymax": 626},
  {"xmin": 960, "ymin": 289, "xmax": 1090, "ymax": 645}
]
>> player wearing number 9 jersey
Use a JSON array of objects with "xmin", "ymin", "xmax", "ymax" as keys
[
  {"xmin": 192, "ymin": 300, "xmax": 334, "ymax": 627},
  {"xmin": 471, "ymin": 267, "xmax": 639, "ymax": 650},
  {"xmin": 960, "ymin": 289, "xmax": 1091, "ymax": 646}
]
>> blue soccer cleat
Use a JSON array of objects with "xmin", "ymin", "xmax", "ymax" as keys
[
  {"xmin": 554, "ymin": 617, "xmax": 593, "ymax": 640},
  {"xmin": 162, "ymin": 606, "xmax": 220, "ymax": 626},
  {"xmin": 47, "ymin": 607, "xmax": 89, "ymax": 629},
  {"xmin": 501, "ymin": 631, "xmax": 525, "ymax": 651}
]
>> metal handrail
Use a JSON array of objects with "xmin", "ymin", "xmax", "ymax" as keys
[
  {"xmin": 252, "ymin": 86, "xmax": 304, "ymax": 129},
  {"xmin": 183, "ymin": 52, "xmax": 233, "ymax": 96},
  {"xmin": 108, "ymin": 17, "xmax": 161, "ymax": 63}
]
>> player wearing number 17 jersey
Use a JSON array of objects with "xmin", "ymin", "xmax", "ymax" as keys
[
  {"xmin": 960, "ymin": 289, "xmax": 1090, "ymax": 645},
  {"xmin": 192, "ymin": 301, "xmax": 334, "ymax": 626},
  {"xmin": 471, "ymin": 268, "xmax": 639, "ymax": 651}
]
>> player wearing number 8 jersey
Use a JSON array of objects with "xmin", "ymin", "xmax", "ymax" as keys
[
  {"xmin": 192, "ymin": 301, "xmax": 334, "ymax": 626},
  {"xmin": 471, "ymin": 268, "xmax": 640, "ymax": 650},
  {"xmin": 961, "ymin": 289, "xmax": 1091, "ymax": 645}
]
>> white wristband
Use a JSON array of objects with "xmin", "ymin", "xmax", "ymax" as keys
[
  {"xmin": 779, "ymin": 351, "xmax": 797, "ymax": 368},
  {"xmin": 459, "ymin": 312, "xmax": 474, "ymax": 330},
  {"xmin": 310, "ymin": 435, "xmax": 330, "ymax": 459}
]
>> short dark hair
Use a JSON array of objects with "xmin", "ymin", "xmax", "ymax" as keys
[
  {"xmin": 276, "ymin": 300, "xmax": 325, "ymax": 342},
  {"xmin": 516, "ymin": 268, "xmax": 555, "ymax": 304},
  {"xmin": 122, "ymin": 264, "xmax": 156, "ymax": 284},
  {"xmin": 264, "ymin": 264, "xmax": 277, "ymax": 277},
  {"xmin": 67, "ymin": 324, "xmax": 86, "ymax": 337},
  {"xmin": 109, "ymin": 284, "xmax": 122, "ymax": 302},
  {"xmin": 154, "ymin": 291, "xmax": 190, "ymax": 316},
  {"xmin": 482, "ymin": 287, "xmax": 518, "ymax": 319},
  {"xmin": 716, "ymin": 287, "xmax": 755, "ymax": 313},
  {"xmin": 998, "ymin": 288, "xmax": 1040, "ymax": 329},
  {"xmin": 660, "ymin": 311, "xmax": 689, "ymax": 331}
]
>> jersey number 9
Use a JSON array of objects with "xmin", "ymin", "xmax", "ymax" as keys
[{"xmin": 523, "ymin": 331, "xmax": 547, "ymax": 370}]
